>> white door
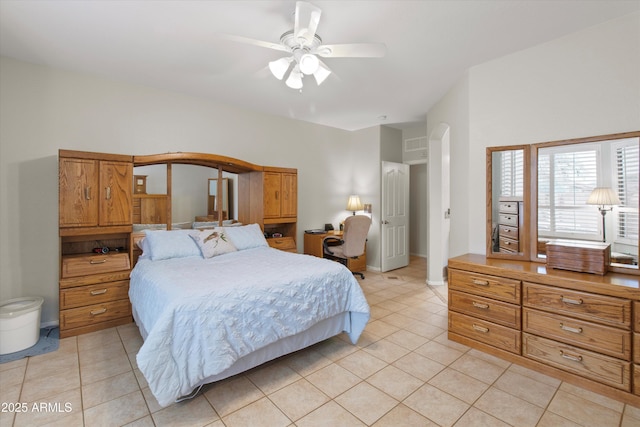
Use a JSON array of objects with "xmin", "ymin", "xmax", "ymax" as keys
[{"xmin": 381, "ymin": 161, "xmax": 410, "ymax": 272}]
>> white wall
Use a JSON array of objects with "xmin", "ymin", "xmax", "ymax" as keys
[
  {"xmin": 429, "ymin": 11, "xmax": 640, "ymax": 261},
  {"xmin": 0, "ymin": 56, "xmax": 380, "ymax": 324}
]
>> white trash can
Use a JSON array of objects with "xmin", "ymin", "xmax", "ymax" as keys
[{"xmin": 0, "ymin": 297, "xmax": 44, "ymax": 355}]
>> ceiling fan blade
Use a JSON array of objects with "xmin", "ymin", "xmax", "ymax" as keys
[
  {"xmin": 314, "ymin": 43, "xmax": 387, "ymax": 58},
  {"xmin": 294, "ymin": 1, "xmax": 322, "ymax": 46},
  {"xmin": 217, "ymin": 34, "xmax": 291, "ymax": 53}
]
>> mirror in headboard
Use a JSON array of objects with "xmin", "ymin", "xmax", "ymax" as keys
[
  {"xmin": 532, "ymin": 132, "xmax": 639, "ymax": 272},
  {"xmin": 487, "ymin": 145, "xmax": 531, "ymax": 260},
  {"xmin": 207, "ymin": 178, "xmax": 232, "ymax": 221}
]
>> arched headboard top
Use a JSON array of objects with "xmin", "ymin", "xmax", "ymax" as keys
[{"xmin": 133, "ymin": 152, "xmax": 263, "ymax": 174}]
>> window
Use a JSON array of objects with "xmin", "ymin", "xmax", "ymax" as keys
[
  {"xmin": 499, "ymin": 149, "xmax": 523, "ymax": 198},
  {"xmin": 538, "ymin": 144, "xmax": 600, "ymax": 239},
  {"xmin": 614, "ymin": 140, "xmax": 639, "ymax": 244}
]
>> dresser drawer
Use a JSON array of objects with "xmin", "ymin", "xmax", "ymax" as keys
[
  {"xmin": 499, "ymin": 201, "xmax": 519, "ymax": 214},
  {"xmin": 523, "ymin": 282, "xmax": 631, "ymax": 328},
  {"xmin": 60, "ymin": 280, "xmax": 129, "ymax": 309},
  {"xmin": 267, "ymin": 236, "xmax": 296, "ymax": 252},
  {"xmin": 449, "ymin": 290, "xmax": 520, "ymax": 329},
  {"xmin": 634, "ymin": 365, "xmax": 640, "ymax": 396},
  {"xmin": 523, "ymin": 333, "xmax": 631, "ymax": 391},
  {"xmin": 498, "ymin": 224, "xmax": 519, "ymax": 240},
  {"xmin": 634, "ymin": 301, "xmax": 640, "ymax": 331},
  {"xmin": 448, "ymin": 311, "xmax": 520, "ymax": 354},
  {"xmin": 634, "ymin": 333, "xmax": 640, "ymax": 364},
  {"xmin": 60, "ymin": 299, "xmax": 131, "ymax": 330},
  {"xmin": 498, "ymin": 236, "xmax": 519, "ymax": 253},
  {"xmin": 498, "ymin": 213, "xmax": 518, "ymax": 227},
  {"xmin": 62, "ymin": 253, "xmax": 131, "ymax": 278},
  {"xmin": 523, "ymin": 308, "xmax": 631, "ymax": 360},
  {"xmin": 449, "ymin": 269, "xmax": 520, "ymax": 304}
]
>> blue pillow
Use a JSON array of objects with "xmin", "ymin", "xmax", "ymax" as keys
[
  {"xmin": 224, "ymin": 224, "xmax": 268, "ymax": 251},
  {"xmin": 143, "ymin": 230, "xmax": 202, "ymax": 260}
]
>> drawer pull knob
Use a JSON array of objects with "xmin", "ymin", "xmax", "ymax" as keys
[
  {"xmin": 90, "ymin": 259, "xmax": 107, "ymax": 265},
  {"xmin": 90, "ymin": 308, "xmax": 107, "ymax": 316},
  {"xmin": 472, "ymin": 279, "xmax": 489, "ymax": 286},
  {"xmin": 472, "ymin": 324, "xmax": 489, "ymax": 333},
  {"xmin": 90, "ymin": 289, "xmax": 108, "ymax": 296},
  {"xmin": 85, "ymin": 186, "xmax": 92, "ymax": 200},
  {"xmin": 561, "ymin": 296, "xmax": 583, "ymax": 305},
  {"xmin": 472, "ymin": 301, "xmax": 489, "ymax": 310},
  {"xmin": 560, "ymin": 350, "xmax": 583, "ymax": 363},
  {"xmin": 560, "ymin": 323, "xmax": 583, "ymax": 334}
]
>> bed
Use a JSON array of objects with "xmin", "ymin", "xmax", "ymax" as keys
[{"xmin": 129, "ymin": 224, "xmax": 370, "ymax": 407}]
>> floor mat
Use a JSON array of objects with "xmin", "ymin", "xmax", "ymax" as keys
[{"xmin": 0, "ymin": 327, "xmax": 59, "ymax": 364}]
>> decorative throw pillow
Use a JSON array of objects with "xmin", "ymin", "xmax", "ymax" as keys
[{"xmin": 190, "ymin": 228, "xmax": 237, "ymax": 258}]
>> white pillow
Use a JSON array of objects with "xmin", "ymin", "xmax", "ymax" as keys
[
  {"xmin": 143, "ymin": 230, "xmax": 202, "ymax": 261},
  {"xmin": 223, "ymin": 223, "xmax": 268, "ymax": 251},
  {"xmin": 190, "ymin": 228, "xmax": 238, "ymax": 258}
]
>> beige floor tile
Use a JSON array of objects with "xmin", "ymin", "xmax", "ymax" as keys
[
  {"xmin": 83, "ymin": 390, "xmax": 148, "ymax": 427},
  {"xmin": 506, "ymin": 363, "xmax": 562, "ymax": 388},
  {"xmin": 428, "ymin": 367, "xmax": 489, "ymax": 404},
  {"xmin": 314, "ymin": 336, "xmax": 359, "ymax": 361},
  {"xmin": 296, "ymin": 401, "xmax": 366, "ymax": 427},
  {"xmin": 0, "ymin": 357, "xmax": 27, "ymax": 372},
  {"xmin": 403, "ymin": 319, "xmax": 446, "ymax": 339},
  {"xmin": 415, "ymin": 340, "xmax": 464, "ymax": 365},
  {"xmin": 284, "ymin": 347, "xmax": 332, "ymax": 377},
  {"xmin": 393, "ymin": 351, "xmax": 445, "ymax": 382},
  {"xmin": 467, "ymin": 348, "xmax": 511, "ymax": 369},
  {"xmin": 493, "ymin": 369, "xmax": 558, "ymax": 408},
  {"xmin": 474, "ymin": 387, "xmax": 544, "ymax": 427},
  {"xmin": 362, "ymin": 337, "xmax": 411, "ymax": 363},
  {"xmin": 453, "ymin": 407, "xmax": 511, "ymax": 427},
  {"xmin": 624, "ymin": 403, "xmax": 640, "ymax": 419},
  {"xmin": 384, "ymin": 329, "xmax": 429, "ymax": 350},
  {"xmin": 80, "ymin": 351, "xmax": 132, "ymax": 385},
  {"xmin": 123, "ymin": 415, "xmax": 156, "ymax": 427},
  {"xmin": 380, "ymin": 312, "xmax": 419, "ymax": 329},
  {"xmin": 364, "ymin": 319, "xmax": 400, "ymax": 338},
  {"xmin": 334, "ymin": 382, "xmax": 398, "ymax": 425},
  {"xmin": 24, "ymin": 351, "xmax": 78, "ymax": 381},
  {"xmin": 13, "ymin": 387, "xmax": 82, "ymax": 427},
  {"xmin": 0, "ymin": 364, "xmax": 26, "ymax": 389},
  {"xmin": 366, "ymin": 365, "xmax": 424, "ymax": 400},
  {"xmin": 79, "ymin": 339, "xmax": 127, "ymax": 365},
  {"xmin": 547, "ymin": 389, "xmax": 622, "ymax": 427},
  {"xmin": 246, "ymin": 362, "xmax": 301, "ymax": 395},
  {"xmin": 336, "ymin": 349, "xmax": 387, "ymax": 379},
  {"xmin": 536, "ymin": 411, "xmax": 583, "ymax": 427},
  {"xmin": 77, "ymin": 328, "xmax": 121, "ymax": 352},
  {"xmin": 204, "ymin": 375, "xmax": 264, "ymax": 417},
  {"xmin": 621, "ymin": 412, "xmax": 640, "ymax": 427},
  {"xmin": 269, "ymin": 378, "xmax": 329, "ymax": 421},
  {"xmin": 403, "ymin": 383, "xmax": 469, "ymax": 426},
  {"xmin": 222, "ymin": 397, "xmax": 290, "ymax": 427},
  {"xmin": 375, "ymin": 299, "xmax": 410, "ymax": 313},
  {"xmin": 141, "ymin": 386, "xmax": 163, "ymax": 414},
  {"xmin": 306, "ymin": 363, "xmax": 362, "ymax": 398},
  {"xmin": 449, "ymin": 353, "xmax": 507, "ymax": 384},
  {"xmin": 432, "ymin": 331, "xmax": 471, "ymax": 352},
  {"xmin": 371, "ymin": 403, "xmax": 437, "ymax": 426},
  {"xmin": 559, "ymin": 381, "xmax": 625, "ymax": 412},
  {"xmin": 20, "ymin": 365, "xmax": 80, "ymax": 402},
  {"xmin": 81, "ymin": 370, "xmax": 140, "ymax": 409},
  {"xmin": 151, "ymin": 395, "xmax": 219, "ymax": 426}
]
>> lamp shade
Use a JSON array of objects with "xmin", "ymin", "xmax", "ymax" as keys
[
  {"xmin": 587, "ymin": 187, "xmax": 620, "ymax": 206},
  {"xmin": 346, "ymin": 195, "xmax": 363, "ymax": 212},
  {"xmin": 269, "ymin": 57, "xmax": 292, "ymax": 80},
  {"xmin": 285, "ymin": 65, "xmax": 303, "ymax": 89}
]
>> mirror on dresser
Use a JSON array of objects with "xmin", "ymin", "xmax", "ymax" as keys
[
  {"xmin": 531, "ymin": 132, "xmax": 640, "ymax": 273},
  {"xmin": 486, "ymin": 145, "xmax": 531, "ymax": 260}
]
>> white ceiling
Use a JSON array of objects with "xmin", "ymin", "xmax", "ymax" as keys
[{"xmin": 1, "ymin": 1, "xmax": 638, "ymax": 131}]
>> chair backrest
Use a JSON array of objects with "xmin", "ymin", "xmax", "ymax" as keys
[{"xmin": 342, "ymin": 215, "xmax": 372, "ymax": 257}]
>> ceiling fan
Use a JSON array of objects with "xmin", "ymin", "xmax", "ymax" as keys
[{"xmin": 223, "ymin": 1, "xmax": 386, "ymax": 90}]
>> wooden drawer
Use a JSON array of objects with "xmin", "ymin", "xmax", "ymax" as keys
[
  {"xmin": 498, "ymin": 213, "xmax": 518, "ymax": 227},
  {"xmin": 523, "ymin": 308, "xmax": 631, "ymax": 360},
  {"xmin": 60, "ymin": 299, "xmax": 131, "ymax": 330},
  {"xmin": 498, "ymin": 224, "xmax": 519, "ymax": 241},
  {"xmin": 448, "ymin": 311, "xmax": 521, "ymax": 354},
  {"xmin": 635, "ymin": 365, "xmax": 640, "ymax": 396},
  {"xmin": 60, "ymin": 280, "xmax": 129, "ymax": 310},
  {"xmin": 523, "ymin": 282, "xmax": 631, "ymax": 328},
  {"xmin": 267, "ymin": 236, "xmax": 296, "ymax": 252},
  {"xmin": 449, "ymin": 290, "xmax": 521, "ymax": 329},
  {"xmin": 449, "ymin": 269, "xmax": 520, "ymax": 304},
  {"xmin": 523, "ymin": 333, "xmax": 631, "ymax": 391},
  {"xmin": 634, "ymin": 301, "xmax": 640, "ymax": 331},
  {"xmin": 62, "ymin": 253, "xmax": 130, "ymax": 278},
  {"xmin": 499, "ymin": 201, "xmax": 519, "ymax": 214},
  {"xmin": 634, "ymin": 333, "xmax": 640, "ymax": 364},
  {"xmin": 498, "ymin": 236, "xmax": 519, "ymax": 253}
]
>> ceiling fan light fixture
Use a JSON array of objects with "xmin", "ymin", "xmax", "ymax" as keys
[
  {"xmin": 313, "ymin": 62, "xmax": 331, "ymax": 85},
  {"xmin": 268, "ymin": 57, "xmax": 292, "ymax": 80},
  {"xmin": 299, "ymin": 52, "xmax": 319, "ymax": 75},
  {"xmin": 285, "ymin": 65, "xmax": 304, "ymax": 89}
]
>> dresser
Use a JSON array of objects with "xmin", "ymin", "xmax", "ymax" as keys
[
  {"xmin": 448, "ymin": 254, "xmax": 640, "ymax": 406},
  {"xmin": 496, "ymin": 198, "xmax": 523, "ymax": 253}
]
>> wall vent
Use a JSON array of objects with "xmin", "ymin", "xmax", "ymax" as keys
[{"xmin": 405, "ymin": 136, "xmax": 427, "ymax": 152}]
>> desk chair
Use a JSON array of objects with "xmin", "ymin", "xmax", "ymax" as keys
[{"xmin": 323, "ymin": 215, "xmax": 371, "ymax": 279}]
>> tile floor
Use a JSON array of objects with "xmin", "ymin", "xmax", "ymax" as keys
[{"xmin": 1, "ymin": 256, "xmax": 640, "ymax": 426}]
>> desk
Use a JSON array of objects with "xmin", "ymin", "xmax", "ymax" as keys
[{"xmin": 304, "ymin": 231, "xmax": 366, "ymax": 273}]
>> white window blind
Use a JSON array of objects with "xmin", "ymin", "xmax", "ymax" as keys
[
  {"xmin": 615, "ymin": 143, "xmax": 639, "ymax": 242},
  {"xmin": 500, "ymin": 150, "xmax": 523, "ymax": 198},
  {"xmin": 538, "ymin": 147, "xmax": 599, "ymax": 238}
]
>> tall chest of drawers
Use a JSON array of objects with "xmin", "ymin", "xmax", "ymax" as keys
[
  {"xmin": 497, "ymin": 198, "xmax": 523, "ymax": 253},
  {"xmin": 448, "ymin": 254, "xmax": 640, "ymax": 406}
]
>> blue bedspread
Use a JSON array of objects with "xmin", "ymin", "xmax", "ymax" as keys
[{"xmin": 129, "ymin": 247, "xmax": 370, "ymax": 407}]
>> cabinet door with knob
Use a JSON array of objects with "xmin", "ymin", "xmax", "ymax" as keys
[{"xmin": 99, "ymin": 161, "xmax": 133, "ymax": 226}]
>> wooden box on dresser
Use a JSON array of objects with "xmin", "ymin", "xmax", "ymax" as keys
[
  {"xmin": 448, "ymin": 253, "xmax": 640, "ymax": 406},
  {"xmin": 59, "ymin": 150, "xmax": 134, "ymax": 338}
]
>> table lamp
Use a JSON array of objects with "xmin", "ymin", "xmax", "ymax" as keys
[{"xmin": 587, "ymin": 187, "xmax": 620, "ymax": 242}]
